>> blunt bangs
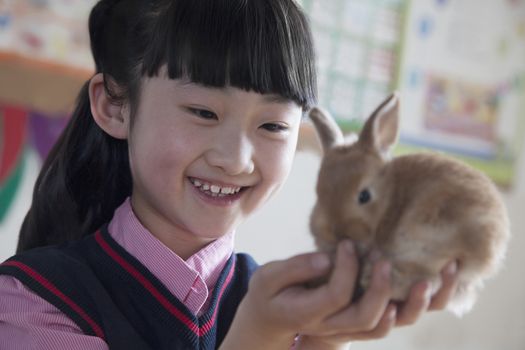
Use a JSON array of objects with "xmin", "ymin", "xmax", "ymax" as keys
[{"xmin": 142, "ymin": 0, "xmax": 317, "ymax": 110}]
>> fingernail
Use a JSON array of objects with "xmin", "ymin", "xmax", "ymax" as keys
[
  {"xmin": 381, "ymin": 261, "xmax": 391, "ymax": 280},
  {"xmin": 344, "ymin": 240, "xmax": 355, "ymax": 255},
  {"xmin": 422, "ymin": 282, "xmax": 433, "ymax": 301},
  {"xmin": 446, "ymin": 261, "xmax": 458, "ymax": 275},
  {"xmin": 388, "ymin": 306, "xmax": 397, "ymax": 321},
  {"xmin": 311, "ymin": 254, "xmax": 330, "ymax": 270}
]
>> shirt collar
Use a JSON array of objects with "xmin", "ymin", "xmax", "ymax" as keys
[{"xmin": 107, "ymin": 198, "xmax": 235, "ymax": 310}]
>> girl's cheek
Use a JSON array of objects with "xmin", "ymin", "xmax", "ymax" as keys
[{"xmin": 262, "ymin": 141, "xmax": 296, "ymax": 181}]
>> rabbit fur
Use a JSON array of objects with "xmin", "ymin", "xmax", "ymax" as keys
[{"xmin": 308, "ymin": 93, "xmax": 510, "ymax": 316}]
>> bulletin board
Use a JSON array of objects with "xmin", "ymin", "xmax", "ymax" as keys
[
  {"xmin": 300, "ymin": 0, "xmax": 525, "ymax": 189},
  {"xmin": 301, "ymin": 0, "xmax": 408, "ymax": 130},
  {"xmin": 397, "ymin": 0, "xmax": 525, "ymax": 188}
]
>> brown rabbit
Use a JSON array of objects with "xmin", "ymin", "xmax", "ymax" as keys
[{"xmin": 308, "ymin": 93, "xmax": 510, "ymax": 316}]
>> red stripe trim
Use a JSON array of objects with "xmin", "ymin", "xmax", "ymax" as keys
[
  {"xmin": 2, "ymin": 261, "xmax": 105, "ymax": 340},
  {"xmin": 95, "ymin": 231, "xmax": 200, "ymax": 335},
  {"xmin": 200, "ymin": 258, "xmax": 235, "ymax": 335},
  {"xmin": 94, "ymin": 230, "xmax": 236, "ymax": 337}
]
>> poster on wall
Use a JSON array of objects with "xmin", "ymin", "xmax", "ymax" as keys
[
  {"xmin": 0, "ymin": 0, "xmax": 97, "ymax": 68},
  {"xmin": 422, "ymin": 75, "xmax": 501, "ymax": 158},
  {"xmin": 397, "ymin": 0, "xmax": 525, "ymax": 189}
]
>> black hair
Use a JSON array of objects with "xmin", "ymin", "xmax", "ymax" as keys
[{"xmin": 17, "ymin": 0, "xmax": 317, "ymax": 252}]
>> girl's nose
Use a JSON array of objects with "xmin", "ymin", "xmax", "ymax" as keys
[{"xmin": 205, "ymin": 133, "xmax": 255, "ymax": 176}]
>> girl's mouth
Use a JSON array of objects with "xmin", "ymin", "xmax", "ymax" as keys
[{"xmin": 188, "ymin": 177, "xmax": 246, "ymax": 199}]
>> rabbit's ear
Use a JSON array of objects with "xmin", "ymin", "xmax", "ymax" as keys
[
  {"xmin": 308, "ymin": 107, "xmax": 344, "ymax": 152},
  {"xmin": 359, "ymin": 92, "xmax": 400, "ymax": 158}
]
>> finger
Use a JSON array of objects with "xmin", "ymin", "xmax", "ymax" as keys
[
  {"xmin": 322, "ymin": 259, "xmax": 391, "ymax": 334},
  {"xmin": 301, "ymin": 240, "xmax": 358, "ymax": 316},
  {"xmin": 325, "ymin": 240, "xmax": 359, "ymax": 303},
  {"xmin": 395, "ymin": 281, "xmax": 431, "ymax": 327},
  {"xmin": 345, "ymin": 303, "xmax": 397, "ymax": 341},
  {"xmin": 251, "ymin": 252, "xmax": 331, "ymax": 296},
  {"xmin": 353, "ymin": 259, "xmax": 392, "ymax": 321},
  {"xmin": 429, "ymin": 261, "xmax": 459, "ymax": 311}
]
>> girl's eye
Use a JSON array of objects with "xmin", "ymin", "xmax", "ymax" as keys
[
  {"xmin": 189, "ymin": 108, "xmax": 217, "ymax": 120},
  {"xmin": 261, "ymin": 123, "xmax": 288, "ymax": 133}
]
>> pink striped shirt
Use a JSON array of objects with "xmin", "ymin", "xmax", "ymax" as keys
[{"xmin": 0, "ymin": 198, "xmax": 235, "ymax": 349}]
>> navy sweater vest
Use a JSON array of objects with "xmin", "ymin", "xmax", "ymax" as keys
[{"xmin": 0, "ymin": 227, "xmax": 259, "ymax": 349}]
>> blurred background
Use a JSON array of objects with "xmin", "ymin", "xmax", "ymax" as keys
[{"xmin": 0, "ymin": 0, "xmax": 524, "ymax": 349}]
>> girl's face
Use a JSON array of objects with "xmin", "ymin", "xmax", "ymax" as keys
[{"xmin": 127, "ymin": 73, "xmax": 302, "ymax": 254}]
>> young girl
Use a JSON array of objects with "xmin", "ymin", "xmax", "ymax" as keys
[{"xmin": 0, "ymin": 0, "xmax": 459, "ymax": 349}]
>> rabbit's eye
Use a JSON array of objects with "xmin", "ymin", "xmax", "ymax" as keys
[{"xmin": 358, "ymin": 189, "xmax": 371, "ymax": 204}]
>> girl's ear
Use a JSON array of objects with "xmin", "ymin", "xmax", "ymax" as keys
[
  {"xmin": 89, "ymin": 73, "xmax": 129, "ymax": 140},
  {"xmin": 358, "ymin": 92, "xmax": 400, "ymax": 158}
]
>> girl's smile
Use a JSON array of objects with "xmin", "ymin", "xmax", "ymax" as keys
[{"xmin": 188, "ymin": 176, "xmax": 246, "ymax": 207}]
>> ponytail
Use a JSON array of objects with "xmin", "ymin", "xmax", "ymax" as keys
[
  {"xmin": 16, "ymin": 0, "xmax": 150, "ymax": 252},
  {"xmin": 17, "ymin": 82, "xmax": 132, "ymax": 252}
]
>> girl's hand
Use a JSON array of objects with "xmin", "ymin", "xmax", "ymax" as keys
[
  {"xmin": 220, "ymin": 241, "xmax": 392, "ymax": 350},
  {"xmin": 297, "ymin": 260, "xmax": 459, "ymax": 349},
  {"xmin": 395, "ymin": 260, "xmax": 459, "ymax": 327},
  {"xmin": 219, "ymin": 241, "xmax": 459, "ymax": 350}
]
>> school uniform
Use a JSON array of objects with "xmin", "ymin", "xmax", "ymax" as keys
[{"xmin": 0, "ymin": 198, "xmax": 258, "ymax": 349}]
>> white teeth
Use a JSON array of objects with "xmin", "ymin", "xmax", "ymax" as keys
[{"xmin": 190, "ymin": 178, "xmax": 242, "ymax": 196}]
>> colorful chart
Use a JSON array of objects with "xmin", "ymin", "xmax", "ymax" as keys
[
  {"xmin": 301, "ymin": 0, "xmax": 407, "ymax": 131},
  {"xmin": 0, "ymin": 104, "xmax": 70, "ymax": 223}
]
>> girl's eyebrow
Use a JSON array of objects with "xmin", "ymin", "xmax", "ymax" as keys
[
  {"xmin": 174, "ymin": 79, "xmax": 292, "ymax": 105},
  {"xmin": 176, "ymin": 79, "xmax": 213, "ymax": 89},
  {"xmin": 262, "ymin": 94, "xmax": 292, "ymax": 105}
]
